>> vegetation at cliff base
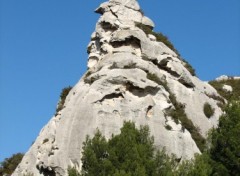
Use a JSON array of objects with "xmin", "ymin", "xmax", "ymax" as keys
[
  {"xmin": 209, "ymin": 102, "xmax": 240, "ymax": 175},
  {"xmin": 3, "ymin": 103, "xmax": 239, "ymax": 176},
  {"xmin": 70, "ymin": 122, "xmax": 177, "ymax": 176},
  {"xmin": 0, "ymin": 153, "xmax": 24, "ymax": 176},
  {"xmin": 68, "ymin": 102, "xmax": 240, "ymax": 176}
]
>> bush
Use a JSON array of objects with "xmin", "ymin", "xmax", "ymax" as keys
[
  {"xmin": 209, "ymin": 102, "xmax": 240, "ymax": 175},
  {"xmin": 146, "ymin": 73, "xmax": 164, "ymax": 85},
  {"xmin": 135, "ymin": 23, "xmax": 180, "ymax": 56},
  {"xmin": 80, "ymin": 122, "xmax": 177, "ymax": 176},
  {"xmin": 176, "ymin": 153, "xmax": 213, "ymax": 176},
  {"xmin": 0, "ymin": 153, "xmax": 24, "ymax": 175},
  {"xmin": 203, "ymin": 103, "xmax": 215, "ymax": 118},
  {"xmin": 209, "ymin": 79, "xmax": 240, "ymax": 102},
  {"xmin": 68, "ymin": 167, "xmax": 80, "ymax": 176},
  {"xmin": 167, "ymin": 94, "xmax": 206, "ymax": 152},
  {"xmin": 181, "ymin": 58, "xmax": 196, "ymax": 76},
  {"xmin": 136, "ymin": 23, "xmax": 196, "ymax": 77},
  {"xmin": 55, "ymin": 86, "xmax": 72, "ymax": 115},
  {"xmin": 123, "ymin": 62, "xmax": 137, "ymax": 69},
  {"xmin": 165, "ymin": 125, "xmax": 172, "ymax": 130},
  {"xmin": 42, "ymin": 138, "xmax": 49, "ymax": 144}
]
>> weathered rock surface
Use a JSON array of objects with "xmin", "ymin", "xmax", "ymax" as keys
[
  {"xmin": 223, "ymin": 84, "xmax": 233, "ymax": 92},
  {"xmin": 13, "ymin": 0, "xmax": 223, "ymax": 175},
  {"xmin": 216, "ymin": 75, "xmax": 240, "ymax": 81}
]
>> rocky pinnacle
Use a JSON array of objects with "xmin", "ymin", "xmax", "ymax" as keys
[{"xmin": 13, "ymin": 0, "xmax": 223, "ymax": 175}]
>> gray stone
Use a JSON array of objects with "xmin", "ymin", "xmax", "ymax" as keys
[
  {"xmin": 13, "ymin": 0, "xmax": 224, "ymax": 175},
  {"xmin": 222, "ymin": 84, "xmax": 233, "ymax": 92}
]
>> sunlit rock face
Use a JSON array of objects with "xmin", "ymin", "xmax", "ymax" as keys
[{"xmin": 13, "ymin": 0, "xmax": 223, "ymax": 175}]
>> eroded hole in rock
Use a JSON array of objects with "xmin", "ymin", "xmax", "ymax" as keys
[
  {"xmin": 110, "ymin": 36, "xmax": 141, "ymax": 49},
  {"xmin": 126, "ymin": 82, "xmax": 160, "ymax": 97},
  {"xmin": 123, "ymin": 62, "xmax": 137, "ymax": 69},
  {"xmin": 87, "ymin": 39, "xmax": 101, "ymax": 54},
  {"xmin": 146, "ymin": 105, "xmax": 153, "ymax": 118},
  {"xmin": 42, "ymin": 169, "xmax": 56, "ymax": 176},
  {"xmin": 178, "ymin": 78, "xmax": 195, "ymax": 88},
  {"xmin": 158, "ymin": 61, "xmax": 180, "ymax": 78},
  {"xmin": 84, "ymin": 75, "xmax": 101, "ymax": 85},
  {"xmin": 97, "ymin": 93, "xmax": 124, "ymax": 103},
  {"xmin": 101, "ymin": 21, "xmax": 117, "ymax": 32},
  {"xmin": 109, "ymin": 62, "xmax": 118, "ymax": 69},
  {"xmin": 37, "ymin": 164, "xmax": 56, "ymax": 176}
]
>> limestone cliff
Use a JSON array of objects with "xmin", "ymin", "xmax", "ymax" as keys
[{"xmin": 13, "ymin": 0, "xmax": 223, "ymax": 175}]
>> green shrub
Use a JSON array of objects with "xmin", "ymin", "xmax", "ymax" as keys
[
  {"xmin": 146, "ymin": 75, "xmax": 205, "ymax": 151},
  {"xmin": 167, "ymin": 94, "xmax": 206, "ymax": 152},
  {"xmin": 209, "ymin": 102, "xmax": 240, "ymax": 175},
  {"xmin": 209, "ymin": 79, "xmax": 240, "ymax": 102},
  {"xmin": 206, "ymin": 93, "xmax": 225, "ymax": 105},
  {"xmin": 81, "ymin": 122, "xmax": 177, "ymax": 176},
  {"xmin": 135, "ymin": 22, "xmax": 180, "ymax": 56},
  {"xmin": 165, "ymin": 125, "xmax": 172, "ymax": 130},
  {"xmin": 55, "ymin": 86, "xmax": 72, "ymax": 115},
  {"xmin": 147, "ymin": 73, "xmax": 163, "ymax": 85},
  {"xmin": 123, "ymin": 62, "xmax": 137, "ymax": 69},
  {"xmin": 68, "ymin": 167, "xmax": 80, "ymax": 176},
  {"xmin": 203, "ymin": 103, "xmax": 215, "ymax": 118},
  {"xmin": 85, "ymin": 71, "xmax": 92, "ymax": 78},
  {"xmin": 0, "ymin": 153, "xmax": 24, "ymax": 175},
  {"xmin": 181, "ymin": 58, "xmax": 196, "ymax": 76},
  {"xmin": 42, "ymin": 138, "xmax": 49, "ymax": 144},
  {"xmin": 136, "ymin": 22, "xmax": 196, "ymax": 77}
]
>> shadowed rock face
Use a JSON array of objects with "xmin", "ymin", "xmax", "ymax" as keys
[{"xmin": 13, "ymin": 0, "xmax": 223, "ymax": 175}]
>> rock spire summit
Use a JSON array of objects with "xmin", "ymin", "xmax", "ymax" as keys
[{"xmin": 88, "ymin": 0, "xmax": 160, "ymax": 68}]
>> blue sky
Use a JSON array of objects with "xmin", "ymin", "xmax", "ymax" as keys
[{"xmin": 0, "ymin": 0, "xmax": 239, "ymax": 161}]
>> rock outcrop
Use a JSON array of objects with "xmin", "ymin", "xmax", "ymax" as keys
[{"xmin": 13, "ymin": 0, "xmax": 223, "ymax": 175}]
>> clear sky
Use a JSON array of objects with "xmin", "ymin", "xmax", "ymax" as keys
[{"xmin": 0, "ymin": 0, "xmax": 239, "ymax": 162}]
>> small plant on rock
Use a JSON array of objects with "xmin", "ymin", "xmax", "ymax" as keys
[
  {"xmin": 68, "ymin": 167, "xmax": 80, "ymax": 176},
  {"xmin": 55, "ymin": 86, "xmax": 72, "ymax": 115},
  {"xmin": 42, "ymin": 138, "xmax": 49, "ymax": 144},
  {"xmin": 165, "ymin": 124, "xmax": 172, "ymax": 130},
  {"xmin": 147, "ymin": 73, "xmax": 162, "ymax": 85},
  {"xmin": 123, "ymin": 62, "xmax": 137, "ymax": 69},
  {"xmin": 203, "ymin": 103, "xmax": 215, "ymax": 118}
]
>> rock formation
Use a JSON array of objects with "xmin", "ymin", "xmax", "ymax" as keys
[{"xmin": 13, "ymin": 0, "xmax": 224, "ymax": 175}]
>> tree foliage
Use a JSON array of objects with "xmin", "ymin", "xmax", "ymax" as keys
[
  {"xmin": 176, "ymin": 153, "xmax": 213, "ymax": 176},
  {"xmin": 68, "ymin": 167, "xmax": 81, "ymax": 176},
  {"xmin": 0, "ymin": 153, "xmax": 24, "ymax": 176},
  {"xmin": 79, "ymin": 122, "xmax": 176, "ymax": 176},
  {"xmin": 70, "ymin": 102, "xmax": 240, "ymax": 176},
  {"xmin": 209, "ymin": 102, "xmax": 240, "ymax": 175}
]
